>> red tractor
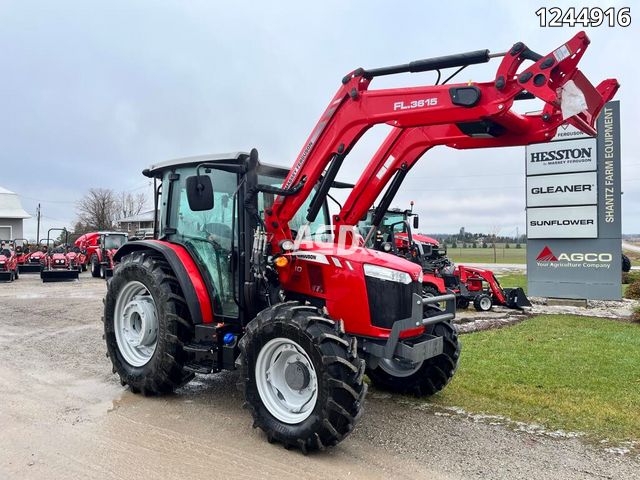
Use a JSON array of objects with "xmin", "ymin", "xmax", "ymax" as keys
[
  {"xmin": 103, "ymin": 33, "xmax": 616, "ymax": 451},
  {"xmin": 13, "ymin": 238, "xmax": 32, "ymax": 273},
  {"xmin": 79, "ymin": 231, "xmax": 128, "ymax": 278},
  {"xmin": 0, "ymin": 240, "xmax": 19, "ymax": 282},
  {"xmin": 360, "ymin": 207, "xmax": 530, "ymax": 311},
  {"xmin": 40, "ymin": 229, "xmax": 80, "ymax": 282}
]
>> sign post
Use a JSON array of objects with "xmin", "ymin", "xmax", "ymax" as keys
[{"xmin": 526, "ymin": 101, "xmax": 621, "ymax": 300}]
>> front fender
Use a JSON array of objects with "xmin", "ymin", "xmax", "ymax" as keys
[{"xmin": 114, "ymin": 240, "xmax": 214, "ymax": 324}]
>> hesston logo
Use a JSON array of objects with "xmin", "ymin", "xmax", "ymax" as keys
[{"xmin": 536, "ymin": 246, "xmax": 613, "ymax": 264}]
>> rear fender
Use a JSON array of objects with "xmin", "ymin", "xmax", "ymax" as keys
[{"xmin": 114, "ymin": 240, "xmax": 213, "ymax": 324}]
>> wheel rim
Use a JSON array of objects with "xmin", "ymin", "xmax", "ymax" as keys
[
  {"xmin": 379, "ymin": 357, "xmax": 423, "ymax": 377},
  {"xmin": 255, "ymin": 338, "xmax": 318, "ymax": 424},
  {"xmin": 114, "ymin": 280, "xmax": 159, "ymax": 367},
  {"xmin": 480, "ymin": 296, "xmax": 491, "ymax": 310}
]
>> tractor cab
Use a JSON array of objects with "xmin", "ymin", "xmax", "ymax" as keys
[
  {"xmin": 142, "ymin": 153, "xmax": 334, "ymax": 321},
  {"xmin": 360, "ymin": 207, "xmax": 446, "ymax": 267},
  {"xmin": 98, "ymin": 232, "xmax": 128, "ymax": 278}
]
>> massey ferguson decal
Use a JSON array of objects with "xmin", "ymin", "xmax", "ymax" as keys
[{"xmin": 535, "ymin": 245, "xmax": 613, "ymax": 269}]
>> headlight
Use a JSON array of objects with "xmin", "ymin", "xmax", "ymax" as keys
[
  {"xmin": 418, "ymin": 270, "xmax": 424, "ymax": 283},
  {"xmin": 363, "ymin": 264, "xmax": 412, "ymax": 284}
]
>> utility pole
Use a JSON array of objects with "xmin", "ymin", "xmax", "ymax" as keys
[{"xmin": 36, "ymin": 203, "xmax": 41, "ymax": 243}]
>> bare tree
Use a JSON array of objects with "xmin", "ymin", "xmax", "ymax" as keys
[
  {"xmin": 117, "ymin": 192, "xmax": 148, "ymax": 220},
  {"xmin": 488, "ymin": 225, "xmax": 501, "ymax": 263},
  {"xmin": 76, "ymin": 188, "xmax": 118, "ymax": 230}
]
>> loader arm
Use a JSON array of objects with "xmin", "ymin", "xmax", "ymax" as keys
[{"xmin": 267, "ymin": 31, "xmax": 618, "ymax": 247}]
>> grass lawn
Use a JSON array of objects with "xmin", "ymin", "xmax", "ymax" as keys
[
  {"xmin": 496, "ymin": 272, "xmax": 633, "ymax": 296},
  {"xmin": 495, "ymin": 272, "xmax": 528, "ymax": 294},
  {"xmin": 449, "ymin": 246, "xmax": 526, "ymax": 264},
  {"xmin": 429, "ymin": 315, "xmax": 640, "ymax": 445}
]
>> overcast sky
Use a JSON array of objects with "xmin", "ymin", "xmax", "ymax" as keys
[{"xmin": 1, "ymin": 0, "xmax": 638, "ymax": 239}]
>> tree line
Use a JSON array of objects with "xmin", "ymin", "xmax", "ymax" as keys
[{"xmin": 74, "ymin": 189, "xmax": 148, "ymax": 233}]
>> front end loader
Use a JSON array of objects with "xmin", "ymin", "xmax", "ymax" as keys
[
  {"xmin": 40, "ymin": 229, "xmax": 80, "ymax": 282},
  {"xmin": 103, "ymin": 32, "xmax": 616, "ymax": 452}
]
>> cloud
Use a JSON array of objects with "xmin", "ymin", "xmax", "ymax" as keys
[{"xmin": 0, "ymin": 1, "xmax": 636, "ymax": 238}]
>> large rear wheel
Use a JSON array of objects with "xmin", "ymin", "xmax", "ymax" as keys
[
  {"xmin": 238, "ymin": 303, "xmax": 366, "ymax": 452},
  {"xmin": 366, "ymin": 321, "xmax": 460, "ymax": 397},
  {"xmin": 104, "ymin": 250, "xmax": 194, "ymax": 395}
]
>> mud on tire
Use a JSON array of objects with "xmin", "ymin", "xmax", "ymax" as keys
[
  {"xmin": 103, "ymin": 250, "xmax": 194, "ymax": 395},
  {"xmin": 238, "ymin": 303, "xmax": 367, "ymax": 453},
  {"xmin": 366, "ymin": 321, "xmax": 460, "ymax": 397}
]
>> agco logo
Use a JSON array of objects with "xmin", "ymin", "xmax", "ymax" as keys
[{"xmin": 536, "ymin": 246, "xmax": 613, "ymax": 265}]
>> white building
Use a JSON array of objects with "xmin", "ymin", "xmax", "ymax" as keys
[{"xmin": 0, "ymin": 187, "xmax": 31, "ymax": 239}]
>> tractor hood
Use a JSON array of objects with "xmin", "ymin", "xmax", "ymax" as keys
[
  {"xmin": 395, "ymin": 232, "xmax": 439, "ymax": 246},
  {"xmin": 292, "ymin": 240, "xmax": 423, "ymax": 282}
]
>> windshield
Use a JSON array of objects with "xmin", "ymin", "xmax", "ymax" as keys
[
  {"xmin": 258, "ymin": 174, "xmax": 330, "ymax": 240},
  {"xmin": 358, "ymin": 210, "xmax": 408, "ymax": 245},
  {"xmin": 104, "ymin": 235, "xmax": 127, "ymax": 249}
]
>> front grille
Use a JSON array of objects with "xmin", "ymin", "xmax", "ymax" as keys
[{"xmin": 366, "ymin": 278, "xmax": 420, "ymax": 329}]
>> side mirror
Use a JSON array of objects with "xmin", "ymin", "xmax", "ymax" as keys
[
  {"xmin": 413, "ymin": 216, "xmax": 419, "ymax": 229},
  {"xmin": 186, "ymin": 175, "xmax": 214, "ymax": 211}
]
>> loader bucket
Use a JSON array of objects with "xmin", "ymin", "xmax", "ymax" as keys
[
  {"xmin": 41, "ymin": 269, "xmax": 80, "ymax": 283},
  {"xmin": 19, "ymin": 264, "xmax": 43, "ymax": 274},
  {"xmin": 0, "ymin": 271, "xmax": 14, "ymax": 282},
  {"xmin": 503, "ymin": 287, "xmax": 531, "ymax": 309}
]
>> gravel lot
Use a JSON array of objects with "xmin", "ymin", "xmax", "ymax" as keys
[{"xmin": 1, "ymin": 274, "xmax": 638, "ymax": 479}]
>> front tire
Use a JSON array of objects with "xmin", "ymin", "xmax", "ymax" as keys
[
  {"xmin": 473, "ymin": 293, "xmax": 493, "ymax": 312},
  {"xmin": 238, "ymin": 303, "xmax": 366, "ymax": 452},
  {"xmin": 367, "ymin": 321, "xmax": 460, "ymax": 397},
  {"xmin": 104, "ymin": 250, "xmax": 194, "ymax": 395},
  {"xmin": 90, "ymin": 255, "xmax": 101, "ymax": 277}
]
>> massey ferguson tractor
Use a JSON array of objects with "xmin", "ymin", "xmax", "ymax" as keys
[
  {"xmin": 104, "ymin": 32, "xmax": 617, "ymax": 452},
  {"xmin": 0, "ymin": 240, "xmax": 19, "ymax": 282},
  {"xmin": 80, "ymin": 231, "xmax": 128, "ymax": 278},
  {"xmin": 360, "ymin": 206, "xmax": 530, "ymax": 311},
  {"xmin": 40, "ymin": 229, "xmax": 80, "ymax": 282}
]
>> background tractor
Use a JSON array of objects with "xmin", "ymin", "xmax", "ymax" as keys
[
  {"xmin": 0, "ymin": 240, "xmax": 19, "ymax": 282},
  {"xmin": 40, "ymin": 228, "xmax": 80, "ymax": 282},
  {"xmin": 79, "ymin": 231, "xmax": 128, "ymax": 278},
  {"xmin": 359, "ymin": 206, "xmax": 530, "ymax": 311},
  {"xmin": 103, "ymin": 32, "xmax": 616, "ymax": 452}
]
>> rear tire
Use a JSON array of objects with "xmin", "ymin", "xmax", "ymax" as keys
[
  {"xmin": 622, "ymin": 254, "xmax": 631, "ymax": 273},
  {"xmin": 104, "ymin": 250, "xmax": 194, "ymax": 395},
  {"xmin": 238, "ymin": 303, "xmax": 366, "ymax": 452},
  {"xmin": 456, "ymin": 297, "xmax": 469, "ymax": 309},
  {"xmin": 91, "ymin": 255, "xmax": 101, "ymax": 277},
  {"xmin": 473, "ymin": 293, "xmax": 493, "ymax": 312},
  {"xmin": 367, "ymin": 321, "xmax": 460, "ymax": 397}
]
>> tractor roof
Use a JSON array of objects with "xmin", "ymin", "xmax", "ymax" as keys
[
  {"xmin": 142, "ymin": 152, "xmax": 284, "ymax": 178},
  {"xmin": 143, "ymin": 152, "xmax": 354, "ymax": 188}
]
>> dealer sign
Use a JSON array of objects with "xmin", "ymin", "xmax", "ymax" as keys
[
  {"xmin": 525, "ymin": 101, "xmax": 621, "ymax": 300},
  {"xmin": 526, "ymin": 172, "xmax": 597, "ymax": 207}
]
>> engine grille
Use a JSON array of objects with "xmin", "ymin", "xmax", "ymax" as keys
[{"xmin": 365, "ymin": 277, "xmax": 421, "ymax": 329}]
